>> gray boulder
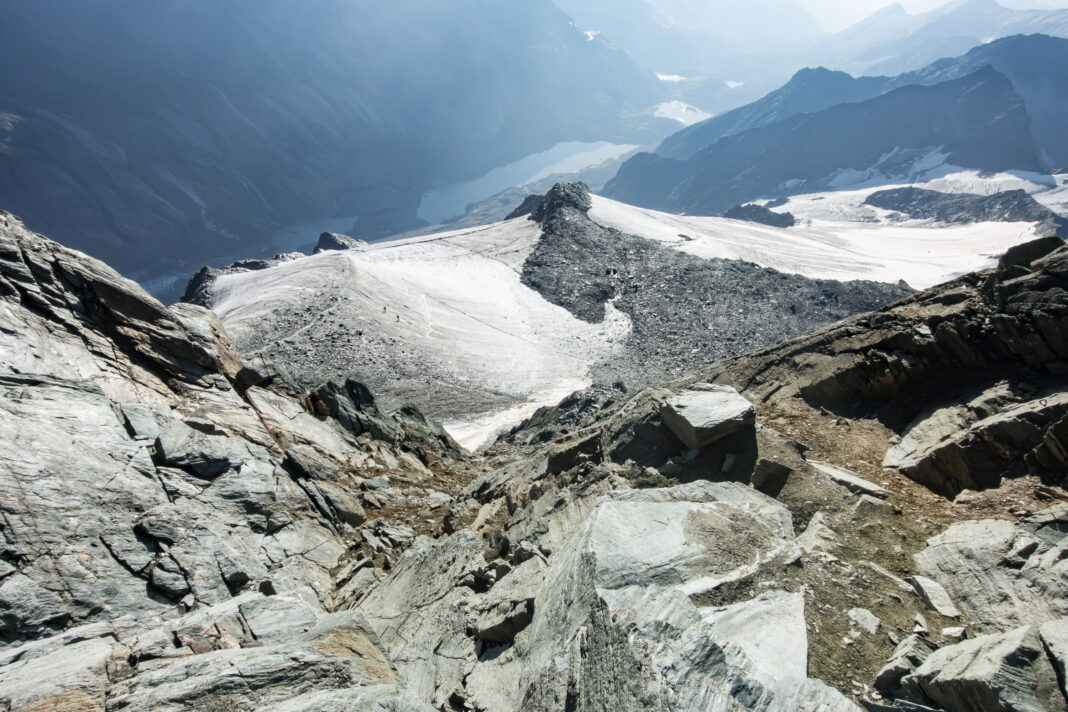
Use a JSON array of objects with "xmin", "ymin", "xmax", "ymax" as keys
[
  {"xmin": 660, "ymin": 384, "xmax": 756, "ymax": 450},
  {"xmin": 809, "ymin": 460, "xmax": 889, "ymax": 498},
  {"xmin": 914, "ymin": 509, "xmax": 1068, "ymax": 633},
  {"xmin": 876, "ymin": 634, "xmax": 937, "ymax": 695},
  {"xmin": 901, "ymin": 625, "xmax": 1066, "ymax": 712},
  {"xmin": 911, "ymin": 575, "xmax": 962, "ymax": 619}
]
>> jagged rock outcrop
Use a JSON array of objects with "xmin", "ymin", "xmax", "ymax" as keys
[
  {"xmin": 911, "ymin": 507, "xmax": 1068, "ymax": 635},
  {"xmin": 315, "ymin": 232, "xmax": 369, "ymax": 254},
  {"xmin": 723, "ymin": 203, "xmax": 798, "ymax": 228},
  {"xmin": 685, "ymin": 235, "xmax": 1068, "ymax": 496},
  {"xmin": 864, "ymin": 188, "xmax": 1068, "ymax": 236},
  {"xmin": 357, "ymin": 482, "xmax": 857, "ymax": 712},
  {"xmin": 0, "ymin": 211, "xmax": 468, "ymax": 708},
  {"xmin": 181, "ymin": 253, "xmax": 304, "ymax": 308},
  {"xmin": 901, "ymin": 625, "xmax": 1065, "ymax": 712}
]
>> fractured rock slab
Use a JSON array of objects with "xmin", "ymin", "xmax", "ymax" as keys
[
  {"xmin": 902, "ymin": 625, "xmax": 1066, "ymax": 712},
  {"xmin": 809, "ymin": 460, "xmax": 889, "ymax": 498},
  {"xmin": 660, "ymin": 384, "xmax": 756, "ymax": 450},
  {"xmin": 911, "ymin": 575, "xmax": 962, "ymax": 619}
]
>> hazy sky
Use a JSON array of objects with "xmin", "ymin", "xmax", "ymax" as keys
[{"xmin": 798, "ymin": 0, "xmax": 1068, "ymax": 32}]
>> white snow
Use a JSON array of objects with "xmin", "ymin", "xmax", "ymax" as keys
[
  {"xmin": 212, "ymin": 217, "xmax": 630, "ymax": 450},
  {"xmin": 214, "ymin": 172, "xmax": 1064, "ymax": 449},
  {"xmin": 588, "ymin": 193, "xmax": 1041, "ymax": 290},
  {"xmin": 654, "ymin": 101, "xmax": 714, "ymax": 126},
  {"xmin": 779, "ymin": 167, "xmax": 1068, "ymax": 225},
  {"xmin": 725, "ymin": 80, "xmax": 745, "ymax": 89},
  {"xmin": 441, "ymin": 379, "xmax": 589, "ymax": 451}
]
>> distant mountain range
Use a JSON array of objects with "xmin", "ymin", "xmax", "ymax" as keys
[
  {"xmin": 605, "ymin": 35, "xmax": 1067, "ymax": 215},
  {"xmin": 3, "ymin": 0, "xmax": 1067, "ymax": 298},
  {"xmin": 810, "ymin": 0, "xmax": 1068, "ymax": 76},
  {"xmin": 659, "ymin": 34, "xmax": 1068, "ymax": 169},
  {"xmin": 551, "ymin": 0, "xmax": 1068, "ymax": 116},
  {"xmin": 0, "ymin": 0, "xmax": 663, "ymax": 292}
]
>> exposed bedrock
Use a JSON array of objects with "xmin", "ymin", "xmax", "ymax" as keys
[{"xmin": 1, "ymin": 205, "xmax": 1068, "ymax": 712}]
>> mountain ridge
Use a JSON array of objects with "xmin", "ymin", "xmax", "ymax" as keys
[{"xmin": 606, "ymin": 65, "xmax": 1041, "ymax": 215}]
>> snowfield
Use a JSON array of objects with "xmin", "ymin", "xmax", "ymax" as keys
[
  {"xmin": 214, "ymin": 179, "xmax": 1061, "ymax": 449},
  {"xmin": 588, "ymin": 190, "xmax": 1044, "ymax": 290},
  {"xmin": 213, "ymin": 218, "xmax": 630, "ymax": 450}
]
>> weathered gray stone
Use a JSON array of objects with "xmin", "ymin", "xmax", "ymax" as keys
[
  {"xmin": 1039, "ymin": 619, "xmax": 1068, "ymax": 700},
  {"xmin": 876, "ymin": 634, "xmax": 937, "ymax": 695},
  {"xmin": 120, "ymin": 403, "xmax": 170, "ymax": 441},
  {"xmin": 911, "ymin": 575, "xmax": 962, "ymax": 619},
  {"xmin": 472, "ymin": 598, "xmax": 535, "ymax": 643},
  {"xmin": 660, "ymin": 384, "xmax": 756, "ymax": 450},
  {"xmin": 902, "ymin": 625, "xmax": 1066, "ymax": 712},
  {"xmin": 0, "ymin": 573, "xmax": 69, "ymax": 633},
  {"xmin": 885, "ymin": 384, "xmax": 1068, "ymax": 495},
  {"xmin": 809, "ymin": 461, "xmax": 889, "ymax": 498},
  {"xmin": 854, "ymin": 494, "xmax": 897, "ymax": 518},
  {"xmin": 849, "ymin": 607, "xmax": 881, "ymax": 635},
  {"xmin": 752, "ymin": 457, "xmax": 793, "ymax": 495},
  {"xmin": 312, "ymin": 479, "xmax": 368, "ymax": 528},
  {"xmin": 154, "ymin": 419, "xmax": 247, "ymax": 479},
  {"xmin": 915, "ymin": 512, "xmax": 1068, "ymax": 633},
  {"xmin": 799, "ymin": 512, "xmax": 841, "ymax": 554}
]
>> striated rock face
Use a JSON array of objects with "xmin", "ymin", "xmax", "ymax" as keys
[
  {"xmin": 912, "ymin": 507, "xmax": 1068, "ymax": 635},
  {"xmin": 356, "ymin": 481, "xmax": 856, "ymax": 712},
  {"xmin": 0, "ymin": 211, "xmax": 465, "ymax": 708},
  {"xmin": 901, "ymin": 625, "xmax": 1065, "ymax": 712}
]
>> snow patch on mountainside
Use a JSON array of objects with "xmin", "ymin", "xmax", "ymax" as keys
[
  {"xmin": 212, "ymin": 218, "xmax": 631, "ymax": 450},
  {"xmin": 655, "ymin": 101, "xmax": 714, "ymax": 126},
  {"xmin": 776, "ymin": 168, "xmax": 1067, "ymax": 224},
  {"xmin": 588, "ymin": 194, "xmax": 1040, "ymax": 289}
]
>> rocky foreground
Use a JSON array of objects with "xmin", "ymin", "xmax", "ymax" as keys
[{"xmin": 0, "ymin": 209, "xmax": 1066, "ymax": 711}]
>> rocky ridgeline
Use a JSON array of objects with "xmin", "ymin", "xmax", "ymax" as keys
[
  {"xmin": 0, "ymin": 208, "xmax": 1066, "ymax": 711},
  {"xmin": 520, "ymin": 183, "xmax": 912, "ymax": 389},
  {"xmin": 723, "ymin": 203, "xmax": 798, "ymax": 228},
  {"xmin": 864, "ymin": 187, "xmax": 1068, "ymax": 236}
]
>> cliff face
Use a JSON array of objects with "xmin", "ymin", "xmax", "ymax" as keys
[
  {"xmin": 0, "ymin": 211, "xmax": 469, "ymax": 710},
  {"xmin": 0, "ymin": 211, "xmax": 1066, "ymax": 711}
]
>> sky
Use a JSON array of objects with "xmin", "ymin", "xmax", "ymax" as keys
[{"xmin": 797, "ymin": 0, "xmax": 1068, "ymax": 32}]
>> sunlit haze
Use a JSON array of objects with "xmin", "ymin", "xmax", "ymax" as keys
[{"xmin": 799, "ymin": 0, "xmax": 1068, "ymax": 32}]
